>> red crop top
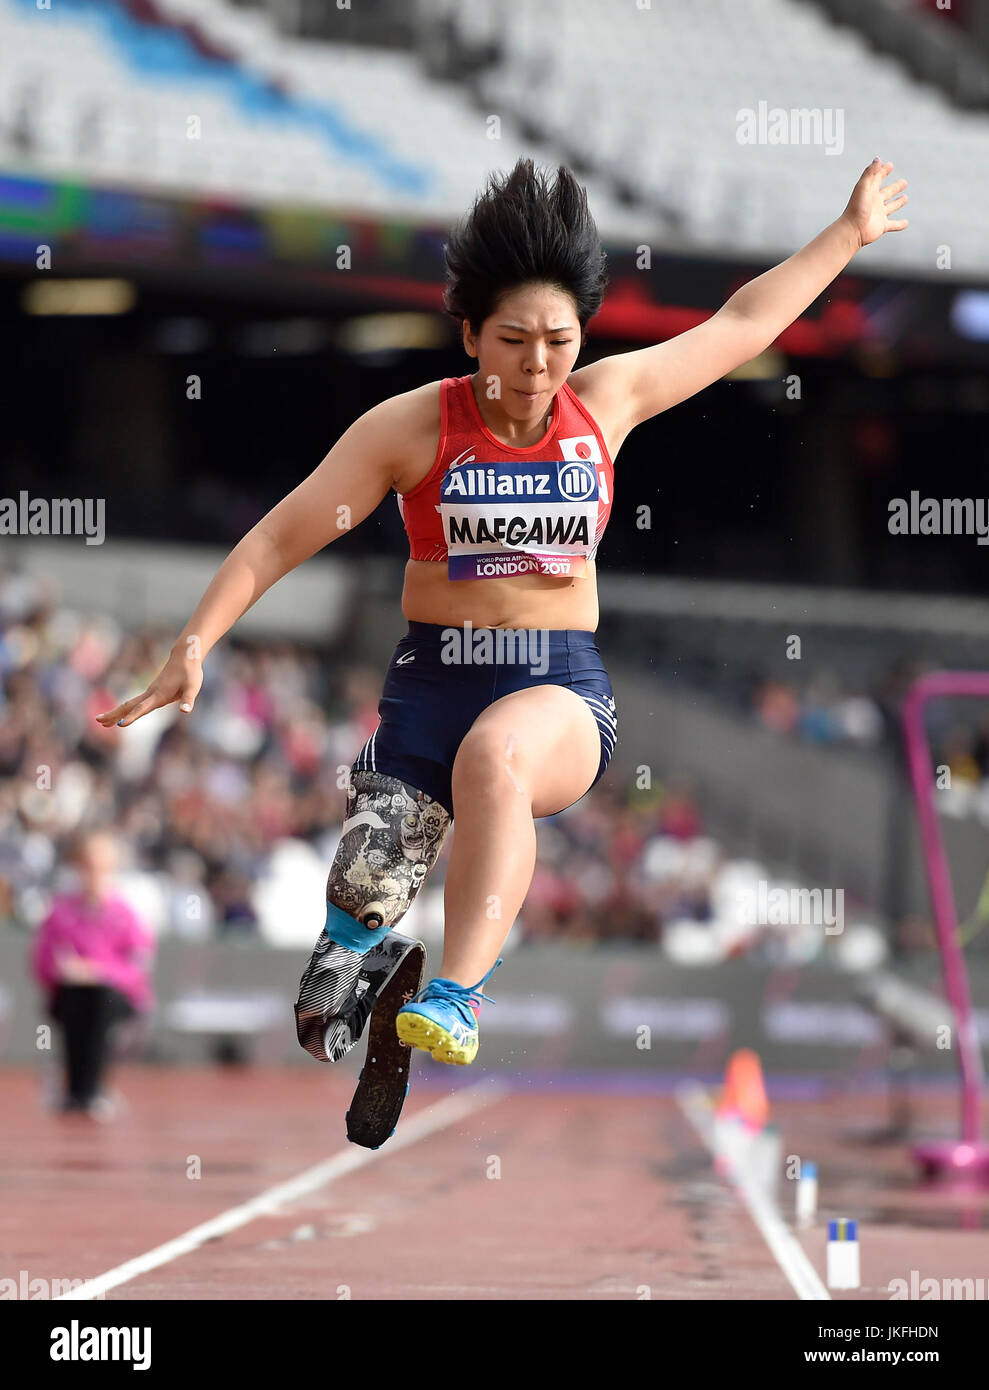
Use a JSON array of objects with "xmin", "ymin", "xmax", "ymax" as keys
[{"xmin": 396, "ymin": 374, "xmax": 614, "ymax": 581}]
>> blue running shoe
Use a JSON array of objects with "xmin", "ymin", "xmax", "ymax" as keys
[{"xmin": 395, "ymin": 959, "xmax": 503, "ymax": 1065}]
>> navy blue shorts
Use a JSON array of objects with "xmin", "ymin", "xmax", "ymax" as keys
[{"xmin": 353, "ymin": 621, "xmax": 618, "ymax": 816}]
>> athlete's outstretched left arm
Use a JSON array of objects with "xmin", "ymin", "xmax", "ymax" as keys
[{"xmin": 583, "ymin": 157, "xmax": 908, "ymax": 435}]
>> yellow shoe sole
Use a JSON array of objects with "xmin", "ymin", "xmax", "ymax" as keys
[{"xmin": 395, "ymin": 1011, "xmax": 477, "ymax": 1065}]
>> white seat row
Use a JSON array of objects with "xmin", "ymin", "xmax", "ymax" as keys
[
  {"xmin": 461, "ymin": 0, "xmax": 989, "ymax": 273},
  {"xmin": 2, "ymin": 0, "xmax": 987, "ymax": 269}
]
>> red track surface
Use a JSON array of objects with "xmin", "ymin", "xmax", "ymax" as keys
[{"xmin": 2, "ymin": 1066, "xmax": 988, "ymax": 1301}]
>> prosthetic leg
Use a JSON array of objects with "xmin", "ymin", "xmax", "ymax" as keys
[{"xmin": 294, "ymin": 769, "xmax": 451, "ymax": 1149}]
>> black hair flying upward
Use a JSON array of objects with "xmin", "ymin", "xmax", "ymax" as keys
[{"xmin": 442, "ymin": 158, "xmax": 609, "ymax": 336}]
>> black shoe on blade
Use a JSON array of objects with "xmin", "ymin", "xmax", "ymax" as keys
[{"xmin": 296, "ymin": 930, "xmax": 423, "ymax": 1064}]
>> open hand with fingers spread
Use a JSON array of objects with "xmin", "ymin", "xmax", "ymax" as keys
[
  {"xmin": 95, "ymin": 647, "xmax": 204, "ymax": 728},
  {"xmin": 842, "ymin": 157, "xmax": 909, "ymax": 249}
]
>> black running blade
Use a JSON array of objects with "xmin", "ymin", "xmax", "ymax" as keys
[{"xmin": 345, "ymin": 943, "xmax": 426, "ymax": 1150}]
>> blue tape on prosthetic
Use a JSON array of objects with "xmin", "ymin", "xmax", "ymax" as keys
[{"xmin": 324, "ymin": 900, "xmax": 390, "ymax": 954}]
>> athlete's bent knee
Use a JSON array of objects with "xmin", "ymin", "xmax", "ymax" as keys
[{"xmin": 453, "ymin": 726, "xmax": 530, "ymax": 796}]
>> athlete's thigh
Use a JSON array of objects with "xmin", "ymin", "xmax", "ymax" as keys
[{"xmin": 452, "ymin": 683, "xmax": 601, "ymax": 819}]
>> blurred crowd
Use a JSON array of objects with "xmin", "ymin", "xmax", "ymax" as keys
[
  {"xmin": 752, "ymin": 675, "xmax": 886, "ymax": 747},
  {"xmin": 752, "ymin": 669, "xmax": 989, "ymax": 825},
  {"xmin": 926, "ymin": 711, "xmax": 989, "ymax": 824},
  {"xmin": 0, "ymin": 563, "xmax": 961, "ymax": 967},
  {"xmin": 526, "ymin": 777, "xmax": 708, "ymax": 945},
  {"xmin": 0, "ymin": 562, "xmax": 728, "ymax": 952},
  {"xmin": 0, "ymin": 563, "xmax": 378, "ymax": 940}
]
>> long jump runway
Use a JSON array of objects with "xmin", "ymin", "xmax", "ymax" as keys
[{"xmin": 2, "ymin": 1066, "xmax": 987, "ymax": 1301}]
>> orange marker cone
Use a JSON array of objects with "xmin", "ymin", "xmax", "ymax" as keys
[{"xmin": 716, "ymin": 1048, "xmax": 770, "ymax": 1132}]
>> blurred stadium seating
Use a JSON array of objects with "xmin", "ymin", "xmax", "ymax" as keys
[
  {"xmin": 1, "ymin": 0, "xmax": 987, "ymax": 1024},
  {"xmin": 0, "ymin": 0, "xmax": 646, "ymax": 234},
  {"xmin": 3, "ymin": 0, "xmax": 989, "ymax": 269},
  {"xmin": 2, "ymin": 561, "xmax": 909, "ymax": 970},
  {"xmin": 466, "ymin": 0, "xmax": 989, "ymax": 270},
  {"xmin": 5, "ymin": 3, "xmax": 989, "ymax": 1323}
]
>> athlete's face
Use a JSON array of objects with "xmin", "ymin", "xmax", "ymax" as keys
[{"xmin": 463, "ymin": 283, "xmax": 582, "ymax": 419}]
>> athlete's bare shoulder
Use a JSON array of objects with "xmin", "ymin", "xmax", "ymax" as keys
[
  {"xmin": 376, "ymin": 379, "xmax": 444, "ymax": 494},
  {"xmin": 565, "ymin": 365, "xmax": 631, "ymax": 460}
]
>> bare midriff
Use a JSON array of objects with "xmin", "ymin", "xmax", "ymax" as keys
[{"xmin": 400, "ymin": 557, "xmax": 599, "ymax": 632}]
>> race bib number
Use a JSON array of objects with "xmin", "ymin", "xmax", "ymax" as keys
[{"xmin": 440, "ymin": 458, "xmax": 600, "ymax": 581}]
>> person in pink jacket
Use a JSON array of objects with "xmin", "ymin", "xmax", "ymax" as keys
[{"xmin": 31, "ymin": 829, "xmax": 156, "ymax": 1119}]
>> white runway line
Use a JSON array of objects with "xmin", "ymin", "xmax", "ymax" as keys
[
  {"xmin": 56, "ymin": 1079, "xmax": 510, "ymax": 1301},
  {"xmin": 677, "ymin": 1082, "xmax": 831, "ymax": 1302}
]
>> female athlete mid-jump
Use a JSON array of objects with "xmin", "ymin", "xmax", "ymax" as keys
[{"xmin": 97, "ymin": 155, "xmax": 907, "ymax": 1094}]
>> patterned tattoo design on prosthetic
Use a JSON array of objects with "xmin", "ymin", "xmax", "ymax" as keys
[
  {"xmin": 294, "ymin": 770, "xmax": 451, "ymax": 1062},
  {"xmin": 327, "ymin": 769, "xmax": 451, "ymax": 927}
]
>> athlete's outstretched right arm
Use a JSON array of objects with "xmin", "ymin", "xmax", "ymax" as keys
[{"xmin": 95, "ymin": 396, "xmax": 407, "ymax": 728}]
